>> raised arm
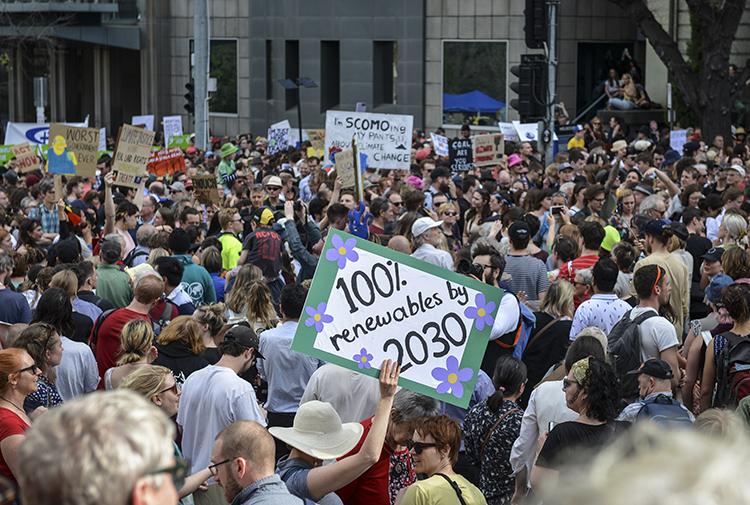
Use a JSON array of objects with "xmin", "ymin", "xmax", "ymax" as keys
[{"xmin": 103, "ymin": 171, "xmax": 115, "ymax": 236}]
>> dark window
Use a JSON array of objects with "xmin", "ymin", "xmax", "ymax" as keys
[
  {"xmin": 265, "ymin": 40, "xmax": 273, "ymax": 100},
  {"xmin": 210, "ymin": 40, "xmax": 238, "ymax": 114},
  {"xmin": 285, "ymin": 40, "xmax": 299, "ymax": 110},
  {"xmin": 320, "ymin": 41, "xmax": 340, "ymax": 112},
  {"xmin": 373, "ymin": 41, "xmax": 397, "ymax": 106}
]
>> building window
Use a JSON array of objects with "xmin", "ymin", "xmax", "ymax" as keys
[
  {"xmin": 285, "ymin": 40, "xmax": 299, "ymax": 110},
  {"xmin": 442, "ymin": 41, "xmax": 507, "ymax": 126},
  {"xmin": 266, "ymin": 40, "xmax": 273, "ymax": 100},
  {"xmin": 210, "ymin": 39, "xmax": 238, "ymax": 115},
  {"xmin": 373, "ymin": 41, "xmax": 397, "ymax": 107},
  {"xmin": 320, "ymin": 41, "xmax": 340, "ymax": 112}
]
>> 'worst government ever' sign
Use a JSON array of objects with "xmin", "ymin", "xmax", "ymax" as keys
[
  {"xmin": 292, "ymin": 230, "xmax": 504, "ymax": 408},
  {"xmin": 325, "ymin": 111, "xmax": 413, "ymax": 170}
]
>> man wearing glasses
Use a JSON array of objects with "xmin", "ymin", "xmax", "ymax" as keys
[{"xmin": 263, "ymin": 175, "xmax": 284, "ymax": 212}]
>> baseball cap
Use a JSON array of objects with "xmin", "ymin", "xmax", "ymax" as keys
[
  {"xmin": 170, "ymin": 181, "xmax": 186, "ymax": 193},
  {"xmin": 600, "ymin": 225, "xmax": 621, "ymax": 253},
  {"xmin": 643, "ymin": 219, "xmax": 672, "ymax": 237},
  {"xmin": 411, "ymin": 217, "xmax": 443, "ymax": 238},
  {"xmin": 573, "ymin": 125, "xmax": 584, "ymax": 133},
  {"xmin": 559, "ymin": 162, "xmax": 574, "ymax": 172},
  {"xmin": 671, "ymin": 222, "xmax": 689, "ymax": 242},
  {"xmin": 223, "ymin": 325, "xmax": 263, "ymax": 359},
  {"xmin": 706, "ymin": 273, "xmax": 733, "ymax": 305},
  {"xmin": 663, "ymin": 150, "xmax": 681, "ymax": 167},
  {"xmin": 508, "ymin": 221, "xmax": 530, "ymax": 242},
  {"xmin": 253, "ymin": 207, "xmax": 275, "ymax": 226},
  {"xmin": 626, "ymin": 358, "xmax": 674, "ymax": 380},
  {"xmin": 683, "ymin": 141, "xmax": 700, "ymax": 156},
  {"xmin": 633, "ymin": 183, "xmax": 654, "ymax": 196},
  {"xmin": 726, "ymin": 164, "xmax": 747, "ymax": 177},
  {"xmin": 701, "ymin": 247, "xmax": 725, "ymax": 263}
]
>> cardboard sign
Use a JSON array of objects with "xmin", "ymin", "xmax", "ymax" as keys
[
  {"xmin": 472, "ymin": 134, "xmax": 505, "ymax": 167},
  {"xmin": 498, "ymin": 122, "xmax": 519, "ymax": 142},
  {"xmin": 267, "ymin": 120, "xmax": 291, "ymax": 155},
  {"xmin": 0, "ymin": 146, "xmax": 14, "ymax": 165},
  {"xmin": 168, "ymin": 134, "xmax": 192, "ymax": 149},
  {"xmin": 46, "ymin": 124, "xmax": 100, "ymax": 177},
  {"xmin": 670, "ymin": 129, "xmax": 687, "ymax": 154},
  {"xmin": 334, "ymin": 149, "xmax": 356, "ymax": 189},
  {"xmin": 163, "ymin": 115, "xmax": 184, "ymax": 148},
  {"xmin": 449, "ymin": 138, "xmax": 474, "ymax": 172},
  {"xmin": 192, "ymin": 174, "xmax": 221, "ymax": 205},
  {"xmin": 292, "ymin": 230, "xmax": 504, "ymax": 408},
  {"xmin": 112, "ymin": 125, "xmax": 157, "ymax": 189},
  {"xmin": 431, "ymin": 133, "xmax": 449, "ymax": 157},
  {"xmin": 147, "ymin": 148, "xmax": 186, "ymax": 177},
  {"xmin": 325, "ymin": 111, "xmax": 413, "ymax": 170},
  {"xmin": 307, "ymin": 129, "xmax": 326, "ymax": 155},
  {"xmin": 12, "ymin": 143, "xmax": 40, "ymax": 173},
  {"xmin": 131, "ymin": 115, "xmax": 155, "ymax": 132}
]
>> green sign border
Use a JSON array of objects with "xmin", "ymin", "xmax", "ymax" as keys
[{"xmin": 291, "ymin": 229, "xmax": 504, "ymax": 408}]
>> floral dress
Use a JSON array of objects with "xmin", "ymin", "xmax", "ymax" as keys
[{"xmin": 463, "ymin": 399, "xmax": 523, "ymax": 505}]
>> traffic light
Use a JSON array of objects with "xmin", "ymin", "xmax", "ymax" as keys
[
  {"xmin": 184, "ymin": 82, "xmax": 195, "ymax": 114},
  {"xmin": 509, "ymin": 54, "xmax": 547, "ymax": 122},
  {"xmin": 524, "ymin": 0, "xmax": 548, "ymax": 49}
]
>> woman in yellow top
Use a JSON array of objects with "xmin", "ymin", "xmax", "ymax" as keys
[{"xmin": 397, "ymin": 415, "xmax": 487, "ymax": 505}]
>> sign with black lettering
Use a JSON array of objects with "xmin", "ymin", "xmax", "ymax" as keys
[
  {"xmin": 292, "ymin": 230, "xmax": 504, "ymax": 408},
  {"xmin": 472, "ymin": 133, "xmax": 504, "ymax": 167},
  {"xmin": 325, "ymin": 111, "xmax": 413, "ymax": 170},
  {"xmin": 46, "ymin": 123, "xmax": 100, "ymax": 177},
  {"xmin": 112, "ymin": 124, "xmax": 156, "ymax": 189},
  {"xmin": 449, "ymin": 138, "xmax": 473, "ymax": 172},
  {"xmin": 192, "ymin": 174, "xmax": 221, "ymax": 205}
]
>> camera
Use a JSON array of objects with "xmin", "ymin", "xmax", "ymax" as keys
[
  {"xmin": 551, "ymin": 206, "xmax": 563, "ymax": 215},
  {"xmin": 456, "ymin": 258, "xmax": 484, "ymax": 279}
]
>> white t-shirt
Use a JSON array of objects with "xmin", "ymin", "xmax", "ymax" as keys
[
  {"xmin": 300, "ymin": 363, "xmax": 380, "ymax": 423},
  {"xmin": 54, "ymin": 336, "xmax": 99, "ymax": 401},
  {"xmin": 629, "ymin": 306, "xmax": 679, "ymax": 361},
  {"xmin": 177, "ymin": 365, "xmax": 266, "ymax": 474}
]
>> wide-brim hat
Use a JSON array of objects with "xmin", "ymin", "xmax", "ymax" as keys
[
  {"xmin": 220, "ymin": 142, "xmax": 239, "ymax": 158},
  {"xmin": 268, "ymin": 401, "xmax": 363, "ymax": 460}
]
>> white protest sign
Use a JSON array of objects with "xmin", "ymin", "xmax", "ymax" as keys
[
  {"xmin": 288, "ymin": 128, "xmax": 310, "ymax": 147},
  {"xmin": 163, "ymin": 116, "xmax": 184, "ymax": 148},
  {"xmin": 267, "ymin": 119, "xmax": 291, "ymax": 155},
  {"xmin": 131, "ymin": 115, "xmax": 155, "ymax": 132},
  {"xmin": 670, "ymin": 129, "xmax": 688, "ymax": 154},
  {"xmin": 98, "ymin": 128, "xmax": 107, "ymax": 152},
  {"xmin": 498, "ymin": 122, "xmax": 519, "ymax": 142},
  {"xmin": 430, "ymin": 133, "xmax": 449, "ymax": 157},
  {"xmin": 325, "ymin": 111, "xmax": 413, "ymax": 169},
  {"xmin": 4, "ymin": 120, "xmax": 90, "ymax": 145},
  {"xmin": 512, "ymin": 121, "xmax": 558, "ymax": 142}
]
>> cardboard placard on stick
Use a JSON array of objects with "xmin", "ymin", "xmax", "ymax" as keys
[
  {"xmin": 472, "ymin": 134, "xmax": 504, "ymax": 167},
  {"xmin": 112, "ymin": 125, "xmax": 156, "ymax": 189},
  {"xmin": 334, "ymin": 149, "xmax": 355, "ymax": 190},
  {"xmin": 12, "ymin": 143, "xmax": 41, "ymax": 174},
  {"xmin": 192, "ymin": 174, "xmax": 221, "ymax": 205},
  {"xmin": 46, "ymin": 124, "xmax": 100, "ymax": 178},
  {"xmin": 352, "ymin": 137, "xmax": 364, "ymax": 203}
]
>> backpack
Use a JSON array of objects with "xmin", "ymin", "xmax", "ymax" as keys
[
  {"xmin": 493, "ymin": 295, "xmax": 536, "ymax": 358},
  {"xmin": 123, "ymin": 247, "xmax": 149, "ymax": 268},
  {"xmin": 715, "ymin": 332, "xmax": 750, "ymax": 408},
  {"xmin": 607, "ymin": 309, "xmax": 658, "ymax": 400},
  {"xmin": 635, "ymin": 394, "xmax": 693, "ymax": 426},
  {"xmin": 89, "ymin": 302, "xmax": 174, "ymax": 354}
]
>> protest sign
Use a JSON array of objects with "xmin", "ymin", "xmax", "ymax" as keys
[
  {"xmin": 307, "ymin": 129, "xmax": 325, "ymax": 154},
  {"xmin": 131, "ymin": 115, "xmax": 155, "ymax": 132},
  {"xmin": 0, "ymin": 146, "xmax": 13, "ymax": 165},
  {"xmin": 670, "ymin": 129, "xmax": 687, "ymax": 154},
  {"xmin": 334, "ymin": 149, "xmax": 355, "ymax": 189},
  {"xmin": 430, "ymin": 133, "xmax": 449, "ymax": 157},
  {"xmin": 168, "ymin": 134, "xmax": 192, "ymax": 149},
  {"xmin": 147, "ymin": 148, "xmax": 186, "ymax": 177},
  {"xmin": 267, "ymin": 120, "xmax": 291, "ymax": 155},
  {"xmin": 98, "ymin": 128, "xmax": 107, "ymax": 152},
  {"xmin": 498, "ymin": 122, "xmax": 519, "ymax": 142},
  {"xmin": 46, "ymin": 124, "xmax": 100, "ymax": 177},
  {"xmin": 4, "ymin": 120, "xmax": 89, "ymax": 145},
  {"xmin": 472, "ymin": 134, "xmax": 504, "ymax": 167},
  {"xmin": 192, "ymin": 174, "xmax": 221, "ymax": 205},
  {"xmin": 112, "ymin": 125, "xmax": 156, "ymax": 189},
  {"xmin": 292, "ymin": 230, "xmax": 503, "ymax": 408},
  {"xmin": 449, "ymin": 138, "xmax": 473, "ymax": 172},
  {"xmin": 163, "ymin": 116, "xmax": 183, "ymax": 148},
  {"xmin": 325, "ymin": 111, "xmax": 413, "ymax": 170},
  {"xmin": 12, "ymin": 143, "xmax": 40, "ymax": 173}
]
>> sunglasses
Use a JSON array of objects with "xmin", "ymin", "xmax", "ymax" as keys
[
  {"xmin": 158, "ymin": 381, "xmax": 181, "ymax": 395},
  {"xmin": 208, "ymin": 458, "xmax": 231, "ymax": 477},
  {"xmin": 266, "ymin": 186, "xmax": 281, "ymax": 191},
  {"xmin": 16, "ymin": 364, "xmax": 40, "ymax": 375},
  {"xmin": 406, "ymin": 441, "xmax": 438, "ymax": 454},
  {"xmin": 146, "ymin": 458, "xmax": 189, "ymax": 490},
  {"xmin": 391, "ymin": 201, "xmax": 404, "ymax": 207},
  {"xmin": 442, "ymin": 211, "xmax": 458, "ymax": 216},
  {"xmin": 562, "ymin": 378, "xmax": 579, "ymax": 390}
]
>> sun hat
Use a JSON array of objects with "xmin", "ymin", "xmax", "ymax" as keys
[
  {"xmin": 507, "ymin": 153, "xmax": 523, "ymax": 168},
  {"xmin": 268, "ymin": 401, "xmax": 364, "ymax": 460},
  {"xmin": 412, "ymin": 216, "xmax": 443, "ymax": 238},
  {"xmin": 220, "ymin": 142, "xmax": 239, "ymax": 159},
  {"xmin": 265, "ymin": 175, "xmax": 283, "ymax": 188}
]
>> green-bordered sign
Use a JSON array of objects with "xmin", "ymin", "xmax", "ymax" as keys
[
  {"xmin": 292, "ymin": 230, "xmax": 503, "ymax": 408},
  {"xmin": 168, "ymin": 133, "xmax": 192, "ymax": 149},
  {"xmin": 0, "ymin": 145, "xmax": 14, "ymax": 165}
]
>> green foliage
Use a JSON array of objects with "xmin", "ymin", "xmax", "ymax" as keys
[{"xmin": 210, "ymin": 41, "xmax": 238, "ymax": 114}]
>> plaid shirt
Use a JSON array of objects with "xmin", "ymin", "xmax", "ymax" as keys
[{"xmin": 29, "ymin": 203, "xmax": 59, "ymax": 234}]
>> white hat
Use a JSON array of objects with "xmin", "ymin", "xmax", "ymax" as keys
[
  {"xmin": 268, "ymin": 401, "xmax": 363, "ymax": 460},
  {"xmin": 727, "ymin": 164, "xmax": 747, "ymax": 177},
  {"xmin": 411, "ymin": 217, "xmax": 443, "ymax": 238}
]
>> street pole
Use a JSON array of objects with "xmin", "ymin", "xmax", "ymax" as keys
[
  {"xmin": 194, "ymin": 0, "xmax": 208, "ymax": 150},
  {"xmin": 545, "ymin": 0, "xmax": 558, "ymax": 164},
  {"xmin": 297, "ymin": 85, "xmax": 303, "ymax": 149}
]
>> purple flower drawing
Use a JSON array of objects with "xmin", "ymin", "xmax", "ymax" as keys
[
  {"xmin": 304, "ymin": 302, "xmax": 334, "ymax": 332},
  {"xmin": 431, "ymin": 356, "xmax": 473, "ymax": 398},
  {"xmin": 464, "ymin": 293, "xmax": 496, "ymax": 331},
  {"xmin": 325, "ymin": 234, "xmax": 359, "ymax": 269},
  {"xmin": 353, "ymin": 348, "xmax": 374, "ymax": 369}
]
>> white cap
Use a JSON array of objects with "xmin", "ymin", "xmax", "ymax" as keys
[
  {"xmin": 412, "ymin": 217, "xmax": 443, "ymax": 237},
  {"xmin": 727, "ymin": 164, "xmax": 747, "ymax": 177}
]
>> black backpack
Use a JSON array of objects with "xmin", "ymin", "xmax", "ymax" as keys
[
  {"xmin": 635, "ymin": 394, "xmax": 693, "ymax": 427},
  {"xmin": 608, "ymin": 309, "xmax": 658, "ymax": 401},
  {"xmin": 123, "ymin": 247, "xmax": 149, "ymax": 268},
  {"xmin": 715, "ymin": 332, "xmax": 750, "ymax": 408}
]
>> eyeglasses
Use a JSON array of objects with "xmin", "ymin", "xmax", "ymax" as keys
[
  {"xmin": 473, "ymin": 263, "xmax": 493, "ymax": 271},
  {"xmin": 146, "ymin": 458, "xmax": 189, "ymax": 491},
  {"xmin": 15, "ymin": 364, "xmax": 40, "ymax": 375},
  {"xmin": 265, "ymin": 186, "xmax": 281, "ymax": 191},
  {"xmin": 592, "ymin": 197, "xmax": 606, "ymax": 203},
  {"xmin": 208, "ymin": 459, "xmax": 231, "ymax": 477},
  {"xmin": 562, "ymin": 378, "xmax": 579, "ymax": 390},
  {"xmin": 407, "ymin": 441, "xmax": 439, "ymax": 454},
  {"xmin": 442, "ymin": 212, "xmax": 458, "ymax": 216},
  {"xmin": 391, "ymin": 201, "xmax": 403, "ymax": 207},
  {"xmin": 158, "ymin": 381, "xmax": 182, "ymax": 395}
]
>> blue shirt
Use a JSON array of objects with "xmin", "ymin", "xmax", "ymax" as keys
[
  {"xmin": 28, "ymin": 203, "xmax": 60, "ymax": 235},
  {"xmin": 231, "ymin": 474, "xmax": 305, "ymax": 505},
  {"xmin": 72, "ymin": 296, "xmax": 103, "ymax": 323},
  {"xmin": 0, "ymin": 289, "xmax": 31, "ymax": 324},
  {"xmin": 257, "ymin": 321, "xmax": 324, "ymax": 413}
]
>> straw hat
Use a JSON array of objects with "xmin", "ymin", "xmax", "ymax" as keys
[{"xmin": 268, "ymin": 401, "xmax": 363, "ymax": 460}]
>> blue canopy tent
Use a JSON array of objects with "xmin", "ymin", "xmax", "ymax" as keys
[{"xmin": 443, "ymin": 90, "xmax": 506, "ymax": 113}]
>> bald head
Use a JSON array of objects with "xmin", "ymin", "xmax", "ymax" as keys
[
  {"xmin": 388, "ymin": 235, "xmax": 412, "ymax": 255},
  {"xmin": 216, "ymin": 421, "xmax": 275, "ymax": 475}
]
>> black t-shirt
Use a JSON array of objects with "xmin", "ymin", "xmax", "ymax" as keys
[
  {"xmin": 242, "ymin": 227, "xmax": 282, "ymax": 279},
  {"xmin": 686, "ymin": 233, "xmax": 712, "ymax": 282},
  {"xmin": 519, "ymin": 313, "xmax": 572, "ymax": 408},
  {"xmin": 536, "ymin": 420, "xmax": 627, "ymax": 470}
]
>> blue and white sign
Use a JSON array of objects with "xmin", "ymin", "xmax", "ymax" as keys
[{"xmin": 4, "ymin": 119, "xmax": 89, "ymax": 146}]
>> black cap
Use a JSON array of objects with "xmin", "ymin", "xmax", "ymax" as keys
[
  {"xmin": 223, "ymin": 325, "xmax": 263, "ymax": 359},
  {"xmin": 633, "ymin": 183, "xmax": 654, "ymax": 196},
  {"xmin": 626, "ymin": 358, "xmax": 674, "ymax": 380},
  {"xmin": 683, "ymin": 141, "xmax": 700, "ymax": 155},
  {"xmin": 100, "ymin": 238, "xmax": 122, "ymax": 264},
  {"xmin": 508, "ymin": 221, "xmax": 530, "ymax": 241},
  {"xmin": 671, "ymin": 222, "xmax": 689, "ymax": 242},
  {"xmin": 701, "ymin": 247, "xmax": 725, "ymax": 262},
  {"xmin": 643, "ymin": 219, "xmax": 672, "ymax": 238}
]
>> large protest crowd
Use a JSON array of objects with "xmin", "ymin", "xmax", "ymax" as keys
[{"xmin": 0, "ymin": 112, "xmax": 747, "ymax": 505}]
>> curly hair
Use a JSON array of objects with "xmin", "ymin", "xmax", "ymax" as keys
[{"xmin": 581, "ymin": 358, "xmax": 621, "ymax": 422}]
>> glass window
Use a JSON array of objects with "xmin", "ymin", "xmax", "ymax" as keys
[{"xmin": 210, "ymin": 40, "xmax": 238, "ymax": 115}]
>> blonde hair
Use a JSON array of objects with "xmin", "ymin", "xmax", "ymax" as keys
[
  {"xmin": 193, "ymin": 303, "xmax": 227, "ymax": 336},
  {"xmin": 225, "ymin": 265, "xmax": 263, "ymax": 312},
  {"xmin": 119, "ymin": 364, "xmax": 172, "ymax": 400},
  {"xmin": 572, "ymin": 326, "xmax": 607, "ymax": 357},
  {"xmin": 49, "ymin": 270, "xmax": 78, "ymax": 298},
  {"xmin": 558, "ymin": 223, "xmax": 581, "ymax": 245},
  {"xmin": 147, "ymin": 247, "xmax": 169, "ymax": 265},
  {"xmin": 721, "ymin": 213, "xmax": 748, "ymax": 243},
  {"xmin": 437, "ymin": 202, "xmax": 458, "ymax": 216},
  {"xmin": 117, "ymin": 320, "xmax": 155, "ymax": 366},
  {"xmin": 156, "ymin": 315, "xmax": 205, "ymax": 355},
  {"xmin": 694, "ymin": 408, "xmax": 745, "ymax": 437},
  {"xmin": 540, "ymin": 280, "xmax": 574, "ymax": 318}
]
